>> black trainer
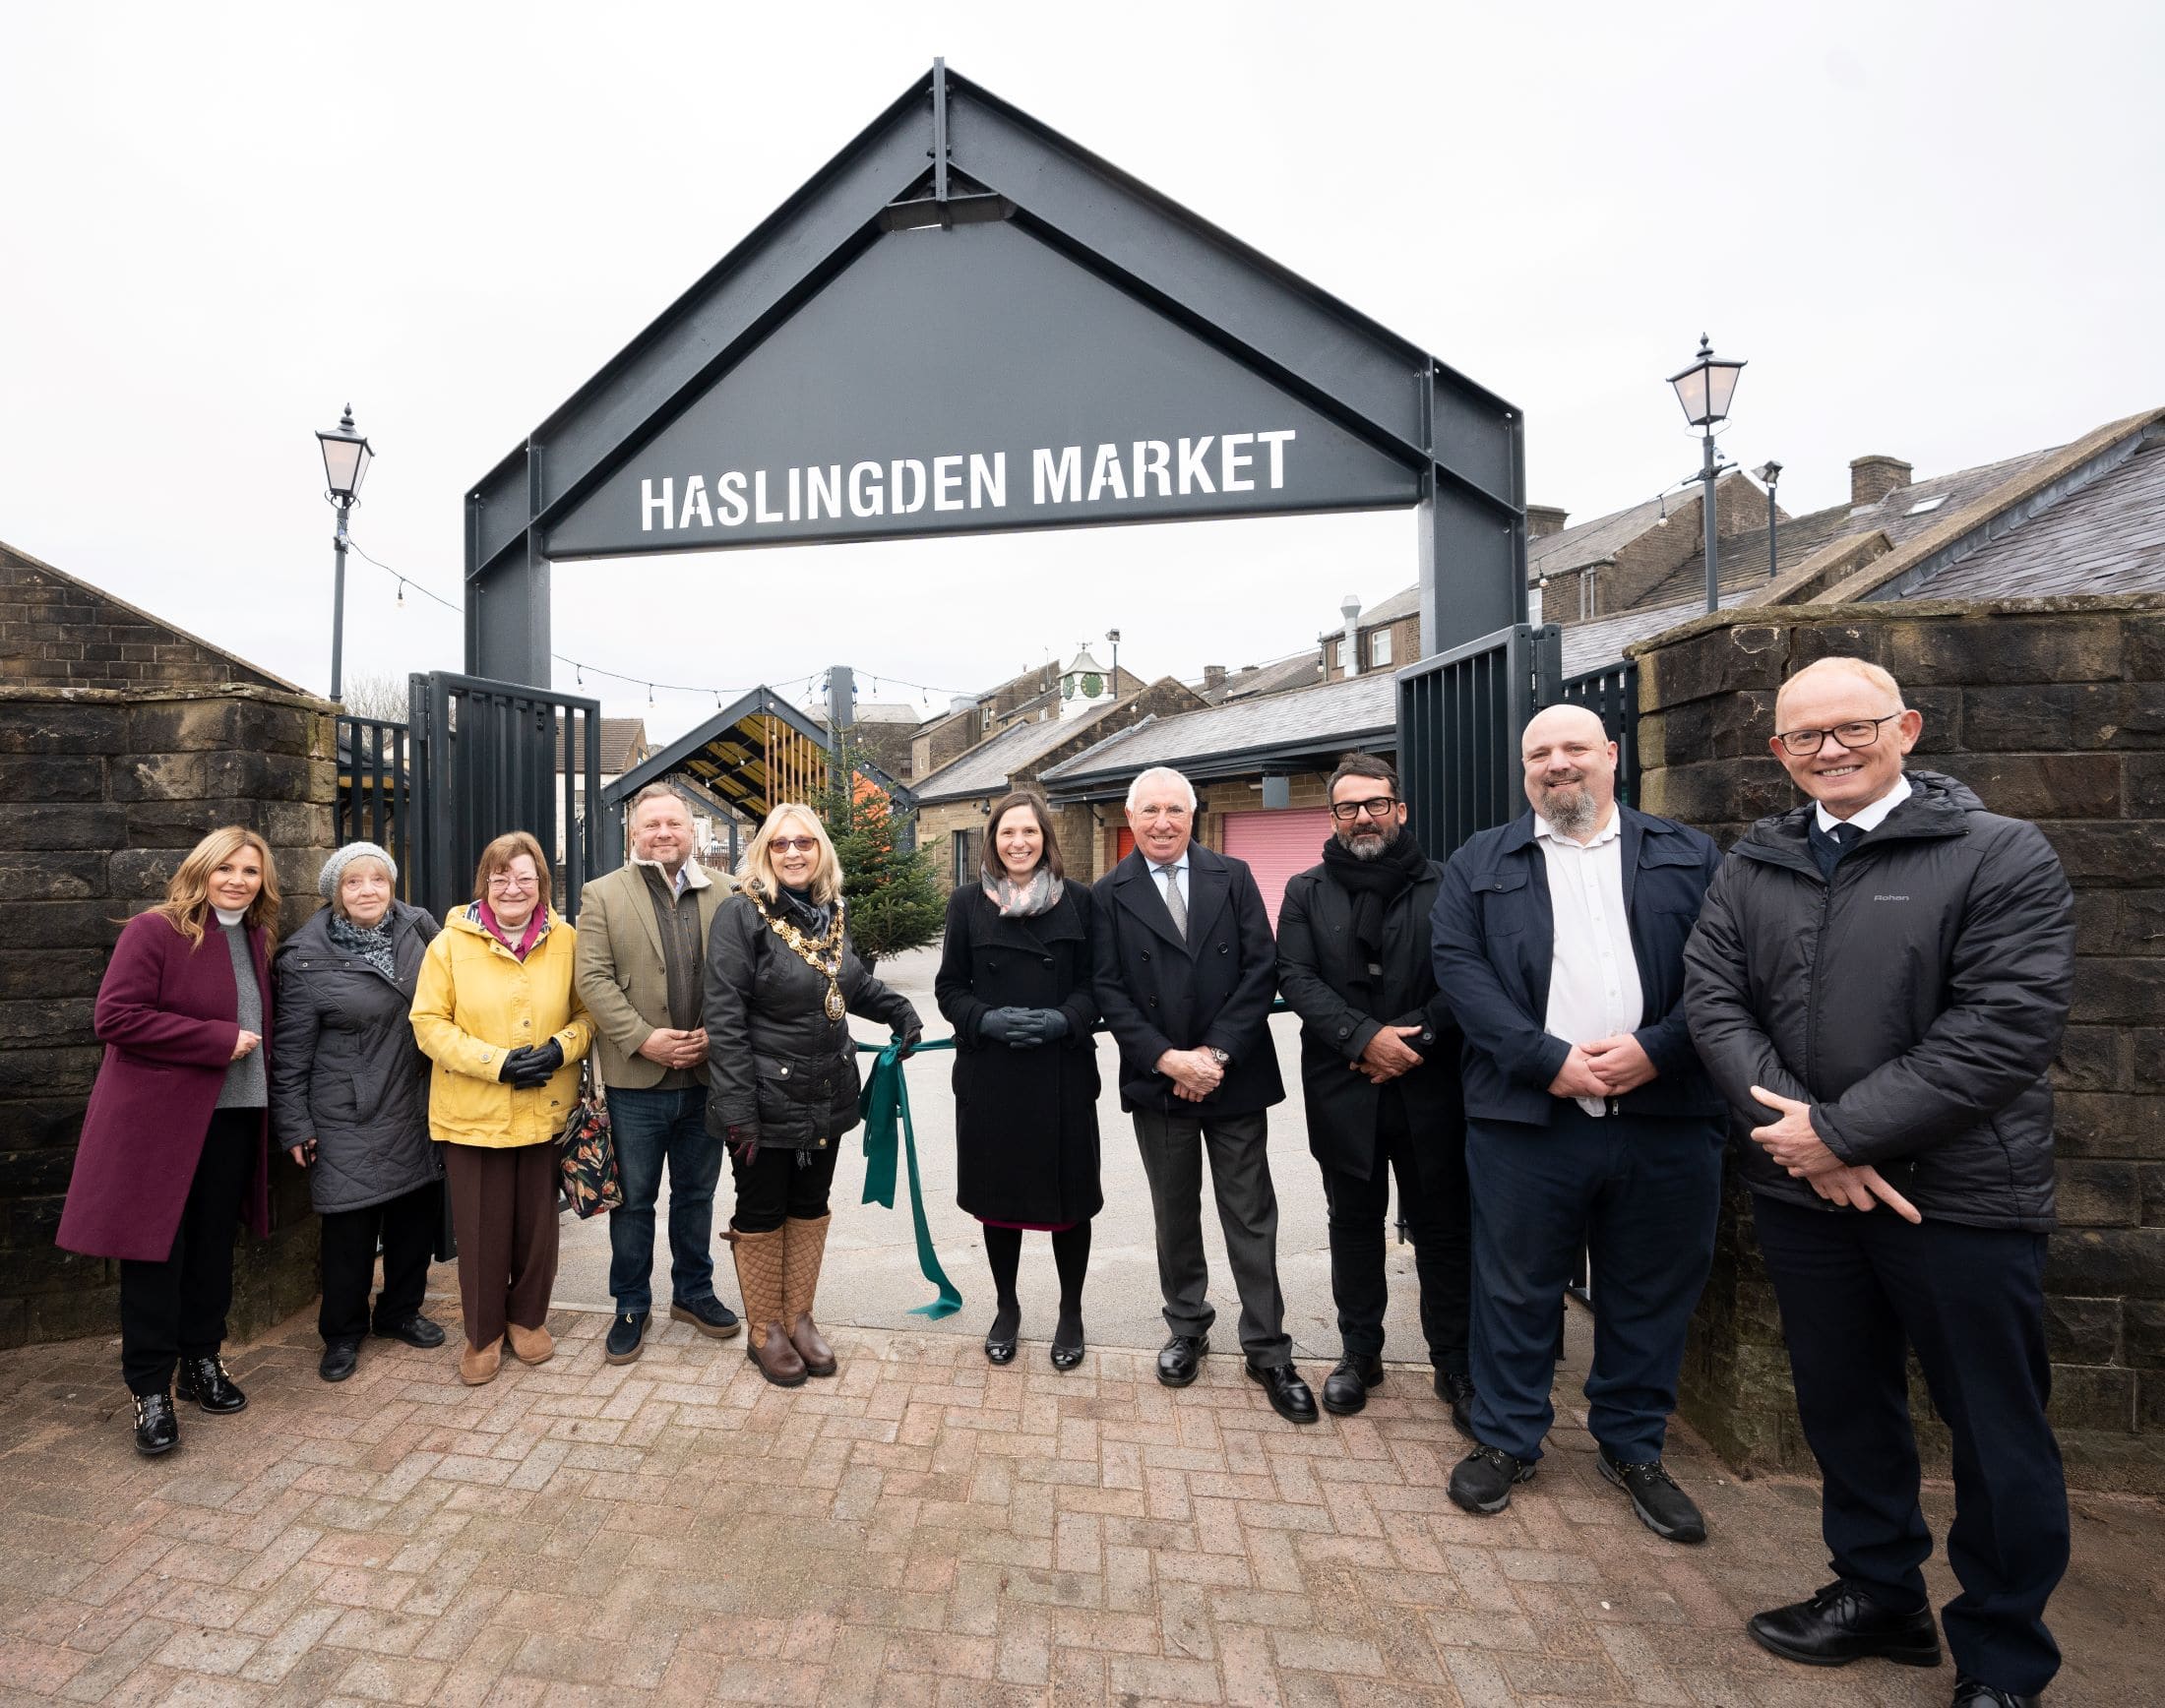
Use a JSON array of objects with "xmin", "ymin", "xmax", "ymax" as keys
[
  {"xmin": 1321, "ymin": 1355, "xmax": 1384, "ymax": 1416},
  {"xmin": 1746, "ymin": 1580, "xmax": 1943, "ymax": 1670},
  {"xmin": 1597, "ymin": 1444, "xmax": 1707, "ymax": 1544},
  {"xmin": 132, "ymin": 1390, "xmax": 179, "ymax": 1456},
  {"xmin": 1433, "ymin": 1369, "xmax": 1478, "ymax": 1441},
  {"xmin": 668, "ymin": 1297, "xmax": 742, "ymax": 1339},
  {"xmin": 319, "ymin": 1338, "xmax": 361, "ymax": 1382},
  {"xmin": 372, "ymin": 1313, "xmax": 446, "ymax": 1349},
  {"xmin": 604, "ymin": 1312, "xmax": 648, "ymax": 1366},
  {"xmin": 175, "ymin": 1355, "xmax": 246, "ymax": 1415},
  {"xmin": 1448, "ymin": 1443, "xmax": 1533, "ymax": 1514}
]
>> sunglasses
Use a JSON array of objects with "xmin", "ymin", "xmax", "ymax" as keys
[{"xmin": 770, "ymin": 835, "xmax": 820, "ymax": 854}]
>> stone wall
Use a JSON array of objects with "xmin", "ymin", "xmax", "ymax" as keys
[
  {"xmin": 0, "ymin": 685, "xmax": 337, "ymax": 1350},
  {"xmin": 2, "ymin": 544, "xmax": 291, "ymax": 692},
  {"xmin": 1631, "ymin": 593, "xmax": 2165, "ymax": 1493}
]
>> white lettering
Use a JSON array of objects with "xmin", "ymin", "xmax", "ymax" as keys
[
  {"xmin": 847, "ymin": 460, "xmax": 883, "ymax": 518},
  {"xmin": 1177, "ymin": 436, "xmax": 1216, "ymax": 495},
  {"xmin": 933, "ymin": 455, "xmax": 964, "ymax": 512},
  {"xmin": 787, "ymin": 465, "xmax": 802, "ymax": 522},
  {"xmin": 1220, "ymin": 432, "xmax": 1255, "ymax": 492},
  {"xmin": 1258, "ymin": 428, "xmax": 1295, "ymax": 489},
  {"xmin": 717, "ymin": 471, "xmax": 748, "ymax": 526},
  {"xmin": 754, "ymin": 470, "xmax": 782, "ymax": 524},
  {"xmin": 970, "ymin": 452, "xmax": 1006, "ymax": 510},
  {"xmin": 641, "ymin": 477, "xmax": 673, "ymax": 532},
  {"xmin": 1034, "ymin": 446, "xmax": 1082, "ymax": 504},
  {"xmin": 1087, "ymin": 443, "xmax": 1129, "ymax": 502},
  {"xmin": 678, "ymin": 475, "xmax": 712, "ymax": 529},
  {"xmin": 807, "ymin": 464, "xmax": 842, "ymax": 521},
  {"xmin": 892, "ymin": 458, "xmax": 927, "ymax": 515},
  {"xmin": 1134, "ymin": 440, "xmax": 1171, "ymax": 499}
]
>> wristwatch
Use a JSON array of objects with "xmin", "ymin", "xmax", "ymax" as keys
[{"xmin": 1206, "ymin": 1047, "xmax": 1231, "ymax": 1068}]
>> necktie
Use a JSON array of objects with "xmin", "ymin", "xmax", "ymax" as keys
[{"xmin": 1159, "ymin": 865, "xmax": 1188, "ymax": 940}]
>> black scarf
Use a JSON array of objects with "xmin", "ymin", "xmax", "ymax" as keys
[{"xmin": 1319, "ymin": 828, "xmax": 1428, "ymax": 965}]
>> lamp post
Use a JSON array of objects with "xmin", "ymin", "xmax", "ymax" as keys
[
  {"xmin": 315, "ymin": 404, "xmax": 374, "ymax": 701},
  {"xmin": 1666, "ymin": 336, "xmax": 1746, "ymax": 612},
  {"xmin": 1756, "ymin": 460, "xmax": 1783, "ymax": 580},
  {"xmin": 1105, "ymin": 628, "xmax": 1121, "ymax": 689}
]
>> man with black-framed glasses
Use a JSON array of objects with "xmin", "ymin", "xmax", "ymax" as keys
[
  {"xmin": 1276, "ymin": 754, "xmax": 1474, "ymax": 1427},
  {"xmin": 1684, "ymin": 656, "xmax": 2074, "ymax": 1708}
]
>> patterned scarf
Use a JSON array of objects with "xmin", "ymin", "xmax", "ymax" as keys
[
  {"xmin": 328, "ymin": 909, "xmax": 398, "ymax": 980},
  {"xmin": 474, "ymin": 900, "xmax": 548, "ymax": 960},
  {"xmin": 982, "ymin": 863, "xmax": 1063, "ymax": 918}
]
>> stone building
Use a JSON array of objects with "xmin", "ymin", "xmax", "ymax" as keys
[{"xmin": 909, "ymin": 658, "xmax": 1145, "ymax": 778}]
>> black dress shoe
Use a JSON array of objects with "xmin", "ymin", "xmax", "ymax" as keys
[
  {"xmin": 1049, "ymin": 1308, "xmax": 1084, "ymax": 1372},
  {"xmin": 1598, "ymin": 1444, "xmax": 1706, "ymax": 1544},
  {"xmin": 984, "ymin": 1300, "xmax": 1021, "ymax": 1366},
  {"xmin": 604, "ymin": 1312, "xmax": 648, "ymax": 1366},
  {"xmin": 132, "ymin": 1390, "xmax": 179, "ymax": 1456},
  {"xmin": 1244, "ymin": 1361, "xmax": 1319, "ymax": 1424},
  {"xmin": 319, "ymin": 1338, "xmax": 361, "ymax": 1382},
  {"xmin": 1433, "ymin": 1369, "xmax": 1479, "ymax": 1441},
  {"xmin": 174, "ymin": 1355, "xmax": 246, "ymax": 1415},
  {"xmin": 1322, "ymin": 1355, "xmax": 1384, "ymax": 1416},
  {"xmin": 1746, "ymin": 1580, "xmax": 1943, "ymax": 1670},
  {"xmin": 1448, "ymin": 1443, "xmax": 1533, "ymax": 1514},
  {"xmin": 1953, "ymin": 1677, "xmax": 2040, "ymax": 1707},
  {"xmin": 1157, "ymin": 1333, "xmax": 1207, "ymax": 1387},
  {"xmin": 372, "ymin": 1313, "xmax": 446, "ymax": 1349}
]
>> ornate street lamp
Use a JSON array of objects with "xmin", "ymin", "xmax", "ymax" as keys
[
  {"xmin": 1666, "ymin": 336, "xmax": 1746, "ymax": 612},
  {"xmin": 315, "ymin": 404, "xmax": 374, "ymax": 701},
  {"xmin": 1756, "ymin": 460, "xmax": 1783, "ymax": 580}
]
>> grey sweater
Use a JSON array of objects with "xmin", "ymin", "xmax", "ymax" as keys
[{"xmin": 214, "ymin": 919, "xmax": 268, "ymax": 1109}]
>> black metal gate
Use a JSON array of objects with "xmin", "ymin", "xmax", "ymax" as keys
[
  {"xmin": 1396, "ymin": 623, "xmax": 1561, "ymax": 857},
  {"xmin": 1557, "ymin": 658, "xmax": 1640, "ymax": 807},
  {"xmin": 334, "ymin": 713, "xmax": 413, "ymax": 898},
  {"xmin": 405, "ymin": 672, "xmax": 604, "ymax": 923}
]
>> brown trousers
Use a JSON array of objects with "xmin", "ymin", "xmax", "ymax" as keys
[{"xmin": 442, "ymin": 1141, "xmax": 559, "ymax": 1350}]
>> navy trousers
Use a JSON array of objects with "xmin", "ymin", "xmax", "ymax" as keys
[
  {"xmin": 605, "ymin": 1085, "xmax": 726, "ymax": 1315},
  {"xmin": 1752, "ymin": 1193, "xmax": 2067, "ymax": 1696},
  {"xmin": 1464, "ymin": 1104, "xmax": 1722, "ymax": 1463}
]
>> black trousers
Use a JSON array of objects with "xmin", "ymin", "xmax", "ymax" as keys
[
  {"xmin": 1753, "ymin": 1193, "xmax": 2068, "ymax": 1696},
  {"xmin": 119, "ymin": 1108, "xmax": 257, "ymax": 1394},
  {"xmin": 318, "ymin": 1182, "xmax": 441, "ymax": 1343},
  {"xmin": 1316, "ymin": 1091, "xmax": 1470, "ymax": 1372},
  {"xmin": 730, "ymin": 1140, "xmax": 840, "ymax": 1234}
]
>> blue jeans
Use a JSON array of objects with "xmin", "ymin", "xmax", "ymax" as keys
[{"xmin": 605, "ymin": 1084, "xmax": 725, "ymax": 1314}]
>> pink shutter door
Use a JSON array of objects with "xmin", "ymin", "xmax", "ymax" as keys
[{"xmin": 1220, "ymin": 808, "xmax": 1334, "ymax": 933}]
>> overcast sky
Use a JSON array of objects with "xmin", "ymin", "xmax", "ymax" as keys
[{"xmin": 4, "ymin": 2, "xmax": 2159, "ymax": 743}]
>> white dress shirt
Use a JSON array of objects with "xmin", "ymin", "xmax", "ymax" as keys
[
  {"xmin": 1815, "ymin": 771, "xmax": 1916, "ymax": 836},
  {"xmin": 1151, "ymin": 850, "xmax": 1190, "ymax": 909},
  {"xmin": 1534, "ymin": 808, "xmax": 1644, "ymax": 1117}
]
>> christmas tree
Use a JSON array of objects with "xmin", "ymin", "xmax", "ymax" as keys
[{"xmin": 818, "ymin": 744, "xmax": 945, "ymax": 965}]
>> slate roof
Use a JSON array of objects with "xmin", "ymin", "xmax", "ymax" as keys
[
  {"xmin": 1526, "ymin": 473, "xmax": 1751, "ymax": 580},
  {"xmin": 555, "ymin": 716, "xmax": 650, "ymax": 774},
  {"xmin": 1041, "ymin": 671, "xmax": 1396, "ymax": 792},
  {"xmin": 912, "ymin": 704, "xmax": 1107, "ymax": 805},
  {"xmin": 1910, "ymin": 431, "xmax": 2165, "ymax": 600},
  {"xmin": 1220, "ymin": 652, "xmax": 1326, "ymax": 701}
]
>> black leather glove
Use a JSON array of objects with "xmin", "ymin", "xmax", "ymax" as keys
[
  {"xmin": 504, "ymin": 1038, "xmax": 563, "ymax": 1089},
  {"xmin": 896, "ymin": 1021, "xmax": 923, "ymax": 1060},
  {"xmin": 498, "ymin": 1048, "xmax": 531, "ymax": 1084},
  {"xmin": 1030, "ymin": 1008, "xmax": 1071, "ymax": 1042},
  {"xmin": 977, "ymin": 1007, "xmax": 1028, "ymax": 1044}
]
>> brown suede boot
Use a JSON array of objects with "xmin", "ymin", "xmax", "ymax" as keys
[
  {"xmin": 460, "ymin": 1337, "xmax": 503, "ymax": 1386},
  {"xmin": 781, "ymin": 1213, "xmax": 837, "ymax": 1378},
  {"xmin": 732, "ymin": 1227, "xmax": 805, "ymax": 1386},
  {"xmin": 506, "ymin": 1321, "xmax": 554, "ymax": 1366}
]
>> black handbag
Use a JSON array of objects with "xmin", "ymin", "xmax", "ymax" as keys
[{"xmin": 559, "ymin": 1061, "xmax": 622, "ymax": 1218}]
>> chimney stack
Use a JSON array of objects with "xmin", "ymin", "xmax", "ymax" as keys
[
  {"xmin": 1850, "ymin": 455, "xmax": 1914, "ymax": 509},
  {"xmin": 1525, "ymin": 505, "xmax": 1570, "ymax": 538},
  {"xmin": 1203, "ymin": 664, "xmax": 1228, "ymax": 693},
  {"xmin": 1340, "ymin": 594, "xmax": 1362, "ymax": 679}
]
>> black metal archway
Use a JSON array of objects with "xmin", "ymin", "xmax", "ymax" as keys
[{"xmin": 462, "ymin": 61, "xmax": 1526, "ymax": 690}]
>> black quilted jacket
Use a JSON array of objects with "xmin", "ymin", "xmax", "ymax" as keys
[{"xmin": 1681, "ymin": 771, "xmax": 2074, "ymax": 1231}]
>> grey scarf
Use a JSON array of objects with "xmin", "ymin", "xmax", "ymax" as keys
[
  {"xmin": 982, "ymin": 864, "xmax": 1063, "ymax": 918},
  {"xmin": 329, "ymin": 910, "xmax": 398, "ymax": 980}
]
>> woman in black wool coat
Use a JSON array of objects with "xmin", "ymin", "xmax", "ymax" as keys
[{"xmin": 935, "ymin": 790, "xmax": 1101, "ymax": 1371}]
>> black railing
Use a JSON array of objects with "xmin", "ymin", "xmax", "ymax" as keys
[
  {"xmin": 1559, "ymin": 658, "xmax": 1640, "ymax": 807},
  {"xmin": 1395, "ymin": 622, "xmax": 1561, "ymax": 857},
  {"xmin": 334, "ymin": 714, "xmax": 412, "ymax": 899}
]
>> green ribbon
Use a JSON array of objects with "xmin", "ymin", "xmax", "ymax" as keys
[{"xmin": 856, "ymin": 1036, "xmax": 962, "ymax": 1318}]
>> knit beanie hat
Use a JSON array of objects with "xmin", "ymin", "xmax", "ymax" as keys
[{"xmin": 319, "ymin": 840, "xmax": 399, "ymax": 901}]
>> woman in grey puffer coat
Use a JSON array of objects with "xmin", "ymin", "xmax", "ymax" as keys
[{"xmin": 271, "ymin": 842, "xmax": 446, "ymax": 1381}]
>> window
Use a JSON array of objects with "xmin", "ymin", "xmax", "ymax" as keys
[
  {"xmin": 1905, "ymin": 494, "xmax": 1948, "ymax": 517},
  {"xmin": 1367, "ymin": 629, "xmax": 1393, "ymax": 669},
  {"xmin": 951, "ymin": 826, "xmax": 981, "ymax": 882}
]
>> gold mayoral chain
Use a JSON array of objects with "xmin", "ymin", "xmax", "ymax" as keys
[{"xmin": 759, "ymin": 891, "xmax": 850, "ymax": 1021}]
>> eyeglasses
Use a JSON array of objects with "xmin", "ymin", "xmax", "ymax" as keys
[
  {"xmin": 770, "ymin": 836, "xmax": 819, "ymax": 854},
  {"xmin": 1772, "ymin": 713, "xmax": 1903, "ymax": 758},
  {"xmin": 487, "ymin": 874, "xmax": 536, "ymax": 891},
  {"xmin": 1330, "ymin": 797, "xmax": 1400, "ymax": 821}
]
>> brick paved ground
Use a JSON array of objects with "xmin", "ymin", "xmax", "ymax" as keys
[{"xmin": 2, "ymin": 1309, "xmax": 2157, "ymax": 1707}]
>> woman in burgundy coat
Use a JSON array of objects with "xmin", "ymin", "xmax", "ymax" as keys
[{"xmin": 57, "ymin": 824, "xmax": 282, "ymax": 1456}]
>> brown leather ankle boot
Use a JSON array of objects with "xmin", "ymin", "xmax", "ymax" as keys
[
  {"xmin": 781, "ymin": 1213, "xmax": 836, "ymax": 1377},
  {"xmin": 731, "ymin": 1227, "xmax": 805, "ymax": 1386}
]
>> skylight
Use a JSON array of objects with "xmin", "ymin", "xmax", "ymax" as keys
[{"xmin": 1906, "ymin": 494, "xmax": 1949, "ymax": 516}]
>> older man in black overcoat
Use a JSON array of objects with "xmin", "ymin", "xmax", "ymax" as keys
[
  {"xmin": 1093, "ymin": 764, "xmax": 1316, "ymax": 1424},
  {"xmin": 1275, "ymin": 753, "xmax": 1473, "ymax": 1428}
]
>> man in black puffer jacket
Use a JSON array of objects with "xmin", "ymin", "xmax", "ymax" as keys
[{"xmin": 1683, "ymin": 655, "xmax": 2074, "ymax": 1708}]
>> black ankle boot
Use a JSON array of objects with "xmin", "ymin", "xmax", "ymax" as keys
[
  {"xmin": 175, "ymin": 1355, "xmax": 247, "ymax": 1415},
  {"xmin": 132, "ymin": 1389, "xmax": 179, "ymax": 1455}
]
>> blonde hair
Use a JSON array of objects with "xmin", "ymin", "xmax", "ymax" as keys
[
  {"xmin": 739, "ymin": 804, "xmax": 843, "ymax": 905},
  {"xmin": 470, "ymin": 830, "xmax": 552, "ymax": 908},
  {"xmin": 154, "ymin": 824, "xmax": 281, "ymax": 950},
  {"xmin": 1775, "ymin": 656, "xmax": 1907, "ymax": 722}
]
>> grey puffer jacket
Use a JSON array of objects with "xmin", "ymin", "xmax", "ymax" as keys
[
  {"xmin": 703, "ymin": 888, "xmax": 920, "ymax": 1152},
  {"xmin": 270, "ymin": 901, "xmax": 442, "ymax": 1213},
  {"xmin": 1682, "ymin": 770, "xmax": 2073, "ymax": 1231}
]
